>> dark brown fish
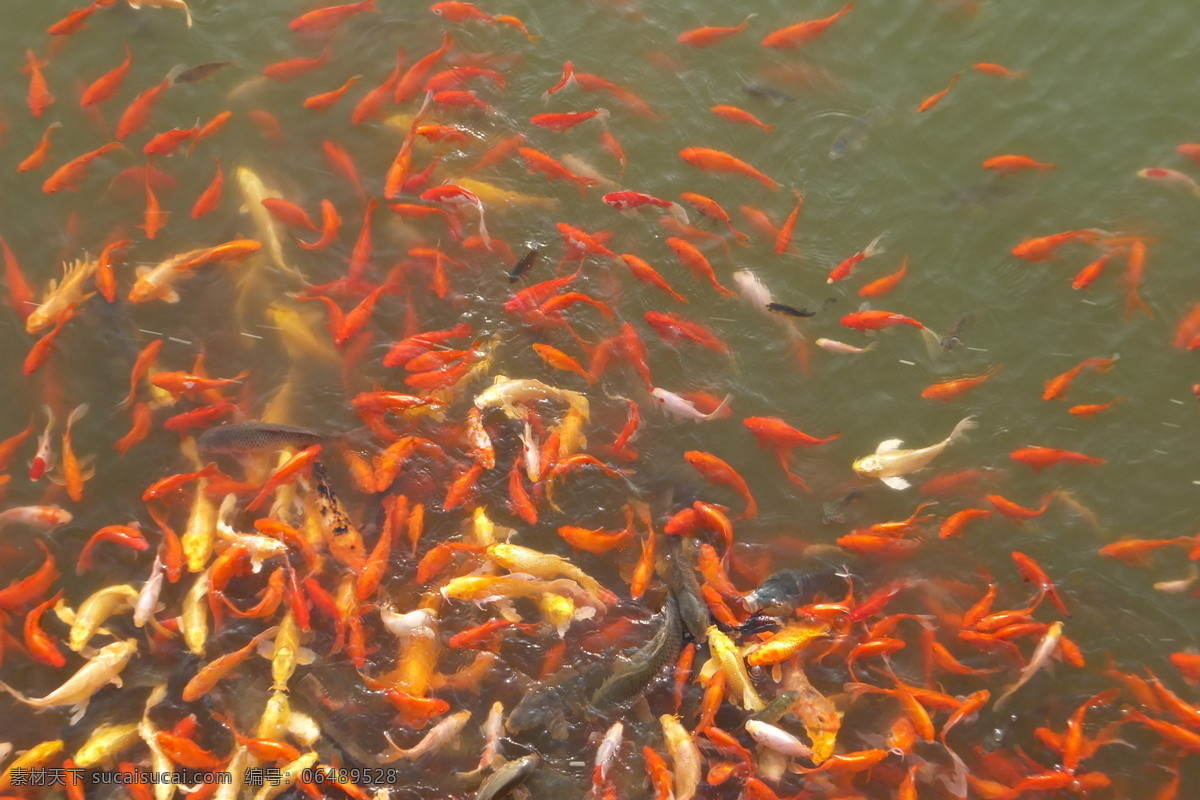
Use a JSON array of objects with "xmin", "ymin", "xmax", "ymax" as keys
[
  {"xmin": 197, "ymin": 421, "xmax": 322, "ymax": 454},
  {"xmin": 173, "ymin": 61, "xmax": 237, "ymax": 84},
  {"xmin": 508, "ymin": 246, "xmax": 541, "ymax": 283},
  {"xmin": 767, "ymin": 302, "xmax": 817, "ymax": 318}
]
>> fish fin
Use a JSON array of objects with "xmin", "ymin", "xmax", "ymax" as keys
[
  {"xmin": 163, "ymin": 288, "xmax": 180, "ymax": 303},
  {"xmin": 54, "ymin": 600, "xmax": 76, "ymax": 625},
  {"xmin": 110, "ymin": 674, "xmax": 124, "ymax": 689},
  {"xmin": 0, "ymin": 679, "xmax": 33, "ymax": 705},
  {"xmin": 295, "ymin": 646, "xmax": 317, "ymax": 666},
  {"xmin": 135, "ymin": 266, "xmax": 151, "ymax": 279},
  {"xmin": 949, "ymin": 416, "xmax": 977, "ymax": 443},
  {"xmin": 876, "ymin": 439, "xmax": 903, "ymax": 454},
  {"xmin": 881, "ymin": 476, "xmax": 911, "ymax": 491},
  {"xmin": 256, "ymin": 637, "xmax": 275, "ymax": 660},
  {"xmin": 69, "ymin": 702, "xmax": 90, "ymax": 725}
]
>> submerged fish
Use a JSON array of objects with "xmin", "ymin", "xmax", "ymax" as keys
[
  {"xmin": 589, "ymin": 593, "xmax": 682, "ymax": 713},
  {"xmin": 197, "ymin": 421, "xmax": 323, "ymax": 454},
  {"xmin": 852, "ymin": 416, "xmax": 976, "ymax": 490},
  {"xmin": 742, "ymin": 569, "xmax": 849, "ymax": 615},
  {"xmin": 508, "ymin": 246, "xmax": 541, "ymax": 282},
  {"xmin": 474, "ymin": 754, "xmax": 539, "ymax": 800}
]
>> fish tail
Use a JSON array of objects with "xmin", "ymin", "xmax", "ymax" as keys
[
  {"xmin": 949, "ymin": 416, "xmax": 976, "ymax": 444},
  {"xmin": 0, "ymin": 679, "xmax": 33, "ymax": 705},
  {"xmin": 918, "ymin": 325, "xmax": 942, "ymax": 358},
  {"xmin": 709, "ymin": 393, "xmax": 733, "ymax": 420},
  {"xmin": 864, "ymin": 232, "xmax": 887, "ymax": 258}
]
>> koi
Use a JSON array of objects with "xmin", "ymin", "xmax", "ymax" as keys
[
  {"xmin": 1138, "ymin": 167, "xmax": 1200, "ymax": 197},
  {"xmin": 853, "ymin": 416, "xmax": 975, "ymax": 491},
  {"xmin": 815, "ymin": 336, "xmax": 874, "ymax": 354},
  {"xmin": 994, "ymin": 621, "xmax": 1064, "ymax": 710}
]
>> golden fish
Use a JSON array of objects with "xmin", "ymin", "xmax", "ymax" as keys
[
  {"xmin": 27, "ymin": 256, "xmax": 97, "ymax": 333},
  {"xmin": 852, "ymin": 416, "xmax": 976, "ymax": 490}
]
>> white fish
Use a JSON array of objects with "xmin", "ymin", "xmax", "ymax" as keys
[
  {"xmin": 815, "ymin": 337, "xmax": 875, "ymax": 355},
  {"xmin": 651, "ymin": 388, "xmax": 730, "ymax": 422},
  {"xmin": 133, "ymin": 555, "xmax": 165, "ymax": 628},
  {"xmin": 732, "ymin": 269, "xmax": 774, "ymax": 313},
  {"xmin": 0, "ymin": 639, "xmax": 137, "ymax": 724},
  {"xmin": 745, "ymin": 719, "xmax": 814, "ymax": 759},
  {"xmin": 593, "ymin": 720, "xmax": 624, "ymax": 786},
  {"xmin": 379, "ymin": 710, "xmax": 472, "ymax": 763},
  {"xmin": 852, "ymin": 416, "xmax": 975, "ymax": 490},
  {"xmin": 379, "ymin": 606, "xmax": 437, "ymax": 638}
]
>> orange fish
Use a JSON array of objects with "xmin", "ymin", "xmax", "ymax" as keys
[
  {"xmin": 666, "ymin": 237, "xmax": 736, "ymax": 297},
  {"xmin": 531, "ymin": 109, "xmax": 608, "ymax": 133},
  {"xmin": 304, "ymin": 75, "xmax": 361, "ymax": 110},
  {"xmin": 143, "ymin": 126, "xmax": 200, "ymax": 157},
  {"xmin": 140, "ymin": 179, "xmax": 167, "ymax": 240},
  {"xmin": 644, "ymin": 311, "xmax": 730, "ymax": 354},
  {"xmin": 116, "ymin": 76, "xmax": 172, "ymax": 139},
  {"xmin": 983, "ymin": 154, "xmax": 1056, "ymax": 174},
  {"xmin": 841, "ymin": 310, "xmax": 925, "ymax": 331},
  {"xmin": 774, "ymin": 189, "xmax": 803, "ymax": 254},
  {"xmin": 859, "ymin": 256, "xmax": 908, "ymax": 297},
  {"xmin": 48, "ymin": 1, "xmax": 108, "ymax": 36},
  {"xmin": 519, "ymin": 146, "xmax": 599, "ymax": 194},
  {"xmin": 1010, "ymin": 446, "xmax": 1105, "ymax": 472},
  {"xmin": 17, "ymin": 121, "xmax": 61, "ymax": 173},
  {"xmin": 191, "ymin": 160, "xmax": 224, "ymax": 219},
  {"xmin": 678, "ymin": 15, "xmax": 754, "ymax": 47},
  {"xmin": 23, "ymin": 50, "xmax": 55, "ymax": 118},
  {"xmin": 917, "ymin": 72, "xmax": 962, "ymax": 113},
  {"xmin": 263, "ymin": 48, "xmax": 331, "ymax": 81},
  {"xmin": 679, "ymin": 147, "xmax": 780, "ymax": 190},
  {"xmin": 827, "ymin": 234, "xmax": 885, "ymax": 283},
  {"xmin": 1042, "ymin": 356, "xmax": 1117, "ymax": 401},
  {"xmin": 619, "ymin": 253, "xmax": 687, "ymax": 303},
  {"xmin": 532, "ymin": 343, "xmax": 593, "ymax": 384},
  {"xmin": 95, "ymin": 239, "xmax": 131, "ymax": 303},
  {"xmin": 684, "ymin": 450, "xmax": 757, "ymax": 520},
  {"xmin": 938, "ymin": 508, "xmax": 991, "ymax": 539},
  {"xmin": 1123, "ymin": 237, "xmax": 1151, "ymax": 319},
  {"xmin": 1069, "ymin": 399, "xmax": 1123, "ymax": 416},
  {"xmin": 245, "ymin": 445, "xmax": 323, "ymax": 512},
  {"xmin": 394, "ymin": 32, "xmax": 454, "ymax": 104},
  {"xmin": 290, "ymin": 0, "xmax": 378, "ymax": 33},
  {"xmin": 973, "ymin": 63, "xmax": 1026, "ymax": 79},
  {"xmin": 987, "ymin": 493, "xmax": 1052, "ymax": 521},
  {"xmin": 42, "ymin": 142, "xmax": 122, "ymax": 194},
  {"xmin": 920, "ymin": 365, "xmax": 1002, "ymax": 401},
  {"xmin": 1012, "ymin": 229, "xmax": 1101, "ymax": 262},
  {"xmin": 761, "ymin": 3, "xmax": 854, "ymax": 49},
  {"xmin": 81, "ymin": 43, "xmax": 132, "ymax": 107},
  {"xmin": 679, "ymin": 193, "xmax": 750, "ymax": 245},
  {"xmin": 1071, "ymin": 250, "xmax": 1116, "ymax": 291},
  {"xmin": 710, "ymin": 105, "xmax": 773, "ymax": 133}
]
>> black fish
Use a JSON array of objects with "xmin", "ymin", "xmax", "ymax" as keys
[
  {"xmin": 508, "ymin": 247, "xmax": 541, "ymax": 283},
  {"xmin": 767, "ymin": 302, "xmax": 817, "ymax": 318},
  {"xmin": 743, "ymin": 84, "xmax": 794, "ymax": 103},
  {"xmin": 173, "ymin": 61, "xmax": 236, "ymax": 84},
  {"xmin": 940, "ymin": 312, "xmax": 974, "ymax": 351},
  {"xmin": 588, "ymin": 593, "xmax": 682, "ymax": 713},
  {"xmin": 742, "ymin": 569, "xmax": 850, "ymax": 615},
  {"xmin": 822, "ymin": 489, "xmax": 864, "ymax": 524}
]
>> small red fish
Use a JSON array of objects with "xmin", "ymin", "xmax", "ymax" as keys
[
  {"xmin": 1010, "ymin": 447, "xmax": 1105, "ymax": 472},
  {"xmin": 290, "ymin": 0, "xmax": 378, "ymax": 33},
  {"xmin": 917, "ymin": 72, "xmax": 962, "ymax": 113},
  {"xmin": 23, "ymin": 50, "xmax": 55, "ymax": 118}
]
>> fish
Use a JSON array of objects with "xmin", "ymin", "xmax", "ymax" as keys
[
  {"xmin": 508, "ymin": 246, "xmax": 541, "ymax": 282},
  {"xmin": 26, "ymin": 256, "xmax": 99, "ymax": 334},
  {"xmin": 742, "ymin": 569, "xmax": 848, "ymax": 615},
  {"xmin": 679, "ymin": 147, "xmax": 780, "ymax": 190},
  {"xmin": 651, "ymin": 388, "xmax": 731, "ymax": 422},
  {"xmin": 678, "ymin": 15, "xmax": 755, "ymax": 47},
  {"xmin": 173, "ymin": 61, "xmax": 236, "ymax": 84},
  {"xmin": 852, "ymin": 417, "xmax": 976, "ymax": 490},
  {"xmin": 939, "ymin": 312, "xmax": 973, "ymax": 350},
  {"xmin": 589, "ymin": 593, "xmax": 682, "ymax": 713},
  {"xmin": 124, "ymin": 0, "xmax": 192, "ymax": 27},
  {"xmin": 235, "ymin": 166, "xmax": 295, "ymax": 278},
  {"xmin": 0, "ymin": 639, "xmax": 137, "ymax": 724},
  {"xmin": 994, "ymin": 621, "xmax": 1064, "ymax": 710},
  {"xmin": 198, "ymin": 421, "xmax": 323, "ymax": 455},
  {"xmin": 474, "ymin": 754, "xmax": 539, "ymax": 800},
  {"xmin": 761, "ymin": 2, "xmax": 854, "ymax": 49},
  {"xmin": 766, "ymin": 301, "xmax": 817, "ymax": 318},
  {"xmin": 474, "ymin": 375, "xmax": 589, "ymax": 422},
  {"xmin": 822, "ymin": 489, "xmax": 864, "ymax": 524}
]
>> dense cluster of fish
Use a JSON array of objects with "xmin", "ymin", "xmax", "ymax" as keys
[{"xmin": 0, "ymin": 2, "xmax": 1197, "ymax": 800}]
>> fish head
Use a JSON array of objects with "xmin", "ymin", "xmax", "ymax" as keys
[{"xmin": 852, "ymin": 454, "xmax": 883, "ymax": 477}]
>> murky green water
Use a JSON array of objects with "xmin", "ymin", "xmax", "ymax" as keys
[{"xmin": 0, "ymin": 0, "xmax": 1198, "ymax": 797}]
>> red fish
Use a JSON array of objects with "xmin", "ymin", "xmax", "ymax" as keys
[
  {"xmin": 678, "ymin": 15, "xmax": 754, "ymax": 47},
  {"xmin": 983, "ymin": 154, "xmax": 1056, "ymax": 174},
  {"xmin": 263, "ymin": 49, "xmax": 330, "ymax": 81},
  {"xmin": 304, "ymin": 75, "xmax": 361, "ymax": 110},
  {"xmin": 827, "ymin": 234, "xmax": 886, "ymax": 283},
  {"xmin": 666, "ymin": 237, "xmax": 736, "ymax": 297},
  {"xmin": 1042, "ymin": 356, "xmax": 1117, "ymax": 401},
  {"xmin": 921, "ymin": 365, "xmax": 1002, "ymax": 401},
  {"xmin": 42, "ymin": 142, "xmax": 122, "ymax": 194},
  {"xmin": 618, "ymin": 253, "xmax": 687, "ymax": 303},
  {"xmin": 710, "ymin": 104, "xmax": 773, "ymax": 133},
  {"xmin": 191, "ymin": 160, "xmax": 224, "ymax": 219},
  {"xmin": 116, "ymin": 76, "xmax": 172, "ymax": 139},
  {"xmin": 519, "ymin": 147, "xmax": 599, "ymax": 194},
  {"xmin": 143, "ymin": 126, "xmax": 200, "ymax": 157},
  {"xmin": 973, "ymin": 63, "xmax": 1026, "ymax": 79},
  {"xmin": 684, "ymin": 450, "xmax": 757, "ymax": 519},
  {"xmin": 531, "ymin": 109, "xmax": 608, "ymax": 132},
  {"xmin": 1012, "ymin": 229, "xmax": 1101, "ymax": 262},
  {"xmin": 644, "ymin": 311, "xmax": 730, "ymax": 354}
]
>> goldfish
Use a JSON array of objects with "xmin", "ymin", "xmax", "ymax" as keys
[
  {"xmin": 124, "ymin": 0, "xmax": 191, "ymax": 26},
  {"xmin": 26, "ymin": 255, "xmax": 98, "ymax": 333},
  {"xmin": 827, "ymin": 233, "xmax": 886, "ymax": 283},
  {"xmin": 684, "ymin": 450, "xmax": 756, "ymax": 519},
  {"xmin": 42, "ymin": 142, "xmax": 122, "ymax": 194},
  {"xmin": 17, "ymin": 121, "xmax": 61, "ymax": 173},
  {"xmin": 23, "ymin": 49, "xmax": 54, "ymax": 117},
  {"xmin": 652, "ymin": 388, "xmax": 731, "ymax": 422},
  {"xmin": 994, "ymin": 622, "xmax": 1065, "ymax": 710},
  {"xmin": 917, "ymin": 71, "xmax": 962, "ymax": 112},
  {"xmin": 859, "ymin": 255, "xmax": 908, "ymax": 297},
  {"xmin": 840, "ymin": 309, "xmax": 925, "ymax": 331},
  {"xmin": 290, "ymin": 0, "xmax": 377, "ymax": 32},
  {"xmin": 710, "ymin": 104, "xmax": 773, "ymax": 133},
  {"xmin": 679, "ymin": 147, "xmax": 780, "ymax": 190},
  {"xmin": 82, "ymin": 44, "xmax": 132, "ymax": 107},
  {"xmin": 974, "ymin": 62, "xmax": 1026, "ymax": 78},
  {"xmin": 518, "ymin": 146, "xmax": 599, "ymax": 194},
  {"xmin": 921, "ymin": 365, "xmax": 1002, "ymax": 401},
  {"xmin": 303, "ymin": 75, "xmax": 362, "ymax": 110},
  {"xmin": 666, "ymin": 236, "xmax": 737, "ymax": 297},
  {"xmin": 116, "ymin": 76, "xmax": 172, "ymax": 139},
  {"xmin": 1042, "ymin": 355, "xmax": 1118, "ymax": 400},
  {"xmin": 1012, "ymin": 228, "xmax": 1102, "ymax": 262},
  {"xmin": 983, "ymin": 154, "xmax": 1057, "ymax": 174},
  {"xmin": 761, "ymin": 3, "xmax": 854, "ymax": 49},
  {"xmin": 1009, "ymin": 446, "xmax": 1105, "ymax": 471},
  {"xmin": 853, "ymin": 417, "xmax": 976, "ymax": 490},
  {"xmin": 678, "ymin": 15, "xmax": 755, "ymax": 47}
]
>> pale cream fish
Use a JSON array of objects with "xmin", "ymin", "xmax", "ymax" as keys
[
  {"xmin": 700, "ymin": 625, "xmax": 765, "ymax": 711},
  {"xmin": 180, "ymin": 572, "xmax": 210, "ymax": 656},
  {"xmin": 455, "ymin": 177, "xmax": 558, "ymax": 209},
  {"xmin": 486, "ymin": 542, "xmax": 614, "ymax": 605},
  {"xmin": 26, "ymin": 256, "xmax": 99, "ymax": 334},
  {"xmin": 0, "ymin": 639, "xmax": 137, "ymax": 724},
  {"xmin": 651, "ymin": 387, "xmax": 731, "ymax": 423},
  {"xmin": 133, "ymin": 554, "xmax": 166, "ymax": 628},
  {"xmin": 124, "ymin": 0, "xmax": 191, "ymax": 27},
  {"xmin": 852, "ymin": 416, "xmax": 976, "ymax": 490},
  {"xmin": 62, "ymin": 584, "xmax": 138, "ymax": 652},
  {"xmin": 379, "ymin": 710, "xmax": 472, "ymax": 763},
  {"xmin": 659, "ymin": 714, "xmax": 701, "ymax": 800},
  {"xmin": 236, "ymin": 166, "xmax": 295, "ymax": 278},
  {"xmin": 474, "ymin": 375, "xmax": 590, "ymax": 421},
  {"xmin": 744, "ymin": 719, "xmax": 814, "ymax": 760},
  {"xmin": 994, "ymin": 621, "xmax": 1064, "ymax": 711},
  {"xmin": 253, "ymin": 752, "xmax": 319, "ymax": 800}
]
